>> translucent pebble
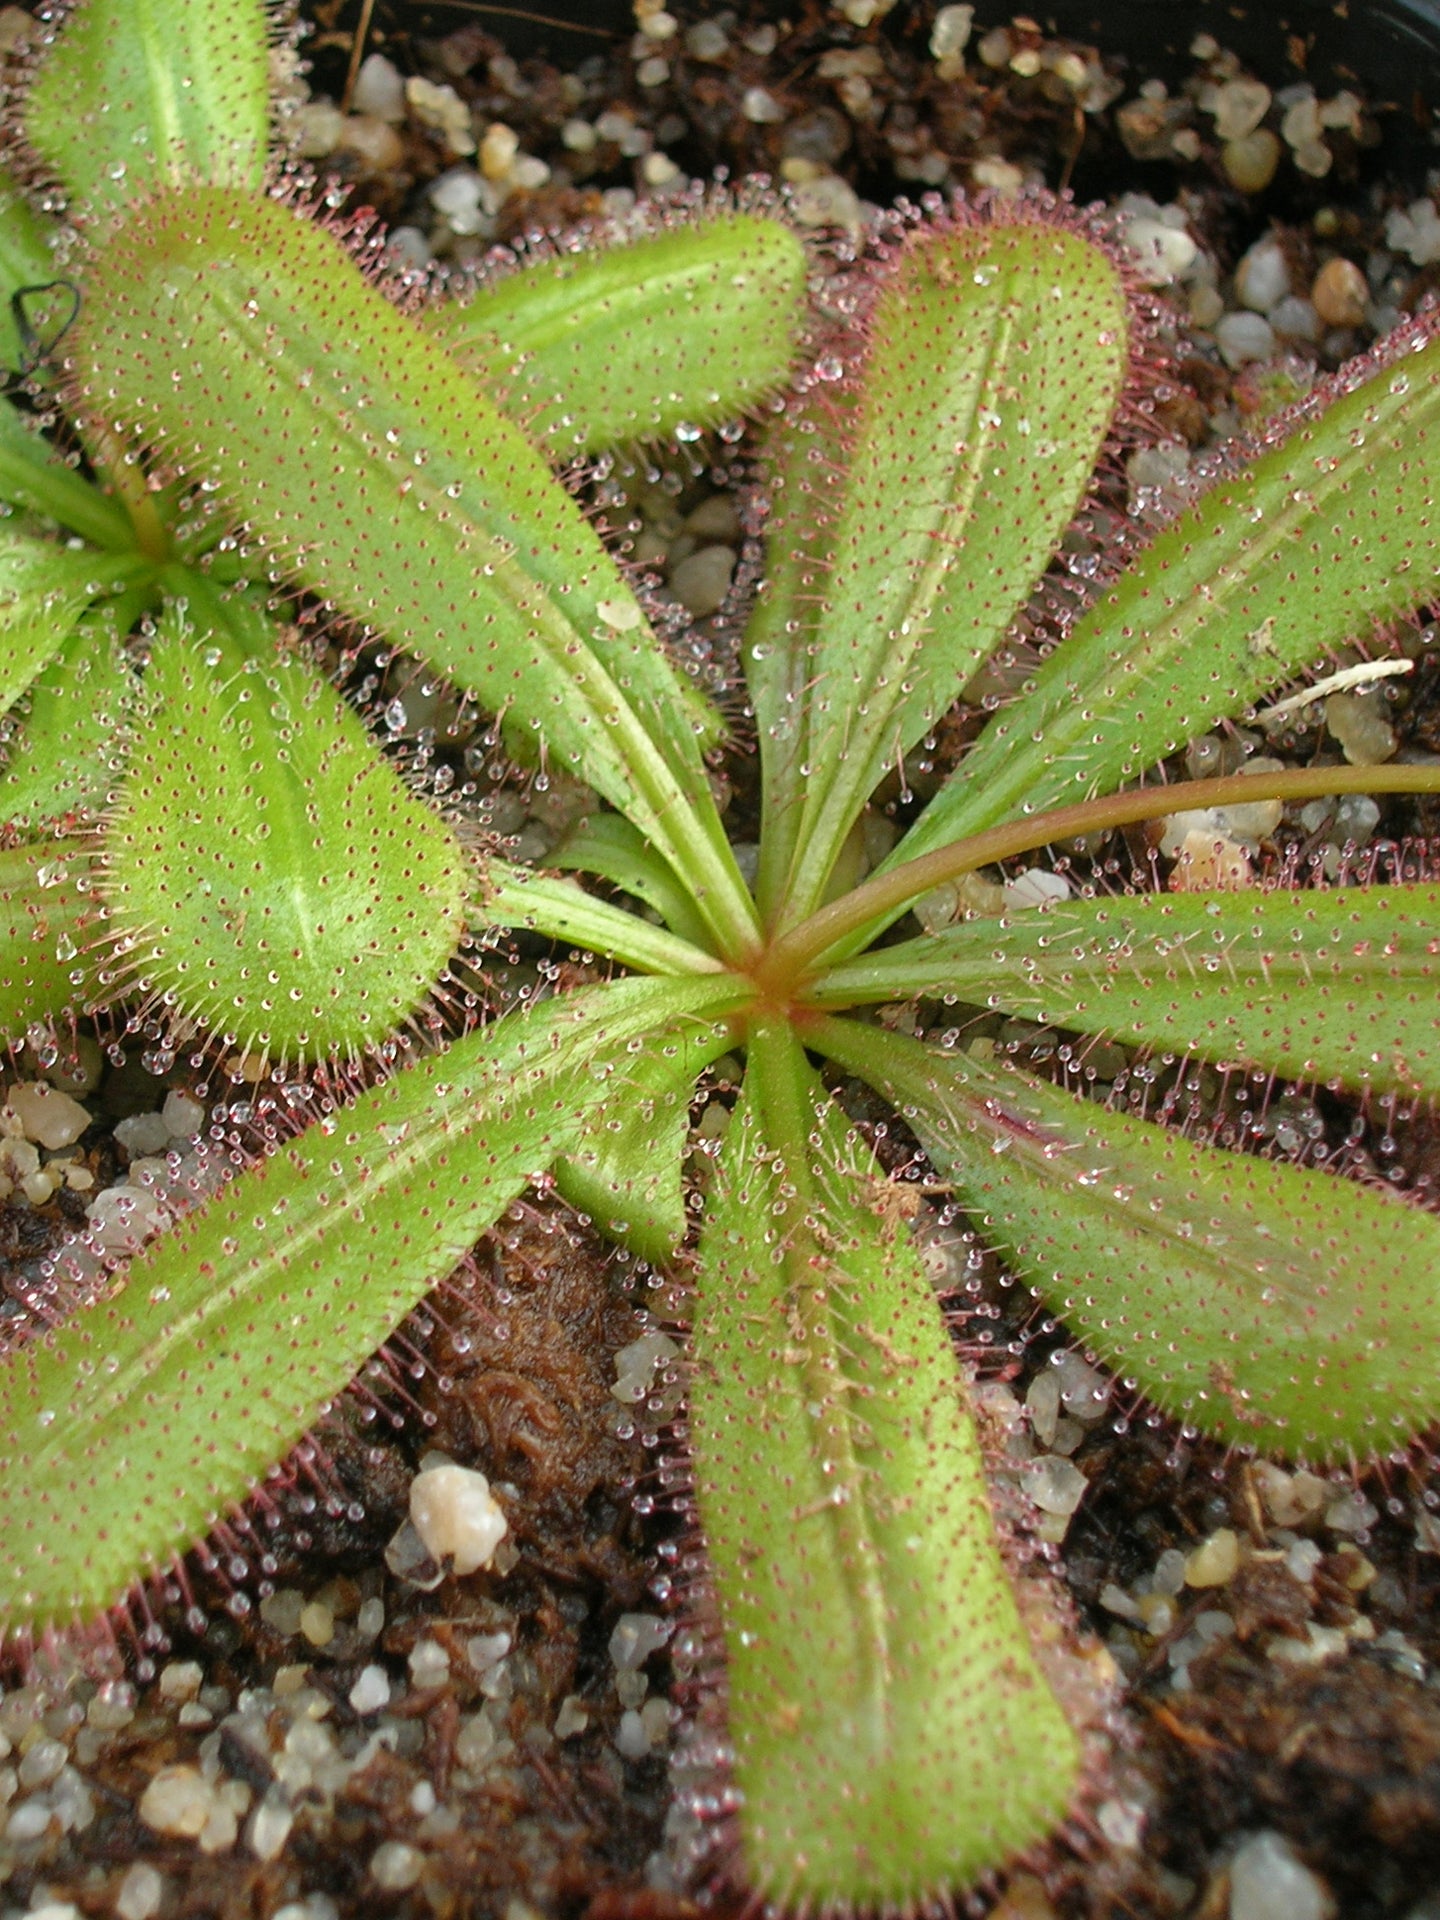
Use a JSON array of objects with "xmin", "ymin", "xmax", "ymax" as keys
[
  {"xmin": 299, "ymin": 1602, "xmax": 333, "ymax": 1648},
  {"xmin": 1385, "ymin": 197, "xmax": 1440, "ymax": 267},
  {"xmin": 356, "ymin": 1597, "xmax": 385, "ymax": 1640},
  {"xmin": 114, "ymin": 1110, "xmax": 170, "ymax": 1158},
  {"xmin": 609, "ymin": 1612, "xmax": 673, "ymax": 1671},
  {"xmin": 741, "ymin": 87, "xmax": 786, "ymax": 124},
  {"xmin": 1121, "ymin": 212, "xmax": 1197, "ymax": 287},
  {"xmin": 157, "ymin": 1661, "xmax": 203, "ymax": 1704},
  {"xmin": 455, "ymin": 1711, "xmax": 496, "ymax": 1769},
  {"xmin": 247, "ymin": 1788, "xmax": 294, "ymax": 1863},
  {"xmin": 405, "ymin": 76, "xmax": 475, "ymax": 154},
  {"xmin": 384, "ymin": 1517, "xmax": 444, "ymax": 1589},
  {"xmin": 1281, "ymin": 94, "xmax": 1321, "ymax": 147},
  {"xmin": 370, "ymin": 1841, "xmax": 424, "ymax": 1892},
  {"xmin": 259, "ymin": 1588, "xmax": 306, "ymax": 1637},
  {"xmin": 789, "ymin": 173, "xmax": 864, "ymax": 237},
  {"xmin": 1095, "ymin": 1797, "xmax": 1145, "ymax": 1850},
  {"xmin": 348, "ymin": 1666, "xmax": 391, "ymax": 1715},
  {"xmin": 1020, "ymin": 1455, "xmax": 1088, "ymax": 1517},
  {"xmin": 1055, "ymin": 1352, "xmax": 1111, "ymax": 1421},
  {"xmin": 1325, "ymin": 1489, "xmax": 1379, "ymax": 1535},
  {"xmin": 479, "ymin": 122, "xmax": 519, "ymax": 181},
  {"xmin": 17, "ymin": 1738, "xmax": 67, "ymax": 1789},
  {"xmin": 615, "ymin": 1665, "xmax": 648, "ymax": 1709},
  {"xmin": 139, "ymin": 1764, "xmax": 214, "ymax": 1837},
  {"xmin": 1285, "ymin": 1538, "xmax": 1323, "ymax": 1583},
  {"xmin": 1099, "ymin": 1582, "xmax": 1144, "ymax": 1623},
  {"xmin": 614, "ymin": 1709, "xmax": 651, "ymax": 1759},
  {"xmin": 636, "ymin": 56, "xmax": 669, "ymax": 87},
  {"xmin": 1310, "ymin": 256, "xmax": 1368, "ymax": 327},
  {"xmin": 409, "ymin": 1463, "xmax": 508, "ymax": 1576},
  {"xmin": 1215, "ymin": 310, "xmax": 1275, "ymax": 369},
  {"xmin": 291, "ymin": 102, "xmax": 344, "ymax": 158},
  {"xmin": 1212, "ymin": 77, "xmax": 1271, "ymax": 140},
  {"xmin": 1325, "ymin": 690, "xmax": 1395, "ymax": 766},
  {"xmin": 1222, "ymin": 129, "xmax": 1282, "ymax": 193},
  {"xmin": 1025, "ymin": 1370, "xmax": 1061, "ymax": 1448},
  {"xmin": 1185, "ymin": 1527, "xmax": 1239, "ymax": 1588},
  {"xmin": 5, "ymin": 1082, "xmax": 90, "ymax": 1149},
  {"xmin": 639, "ymin": 1696, "xmax": 672, "ymax": 1749},
  {"xmin": 408, "ymin": 1639, "xmax": 451, "ymax": 1690},
  {"xmin": 8, "ymin": 1798, "xmax": 55, "ymax": 1841},
  {"xmin": 930, "ymin": 4, "xmax": 974, "ymax": 59},
  {"xmin": 669, "ymin": 546, "xmax": 735, "ymax": 616},
  {"xmin": 1292, "ymin": 138, "xmax": 1333, "ymax": 179},
  {"xmin": 1189, "ymin": 283, "xmax": 1225, "ymax": 328},
  {"xmin": 1331, "ymin": 793, "xmax": 1381, "ymax": 844},
  {"xmin": 115, "ymin": 1863, "xmax": 165, "ymax": 1920},
  {"xmin": 162, "ymin": 1090, "xmax": 206, "ymax": 1138},
  {"xmin": 351, "ymin": 52, "xmax": 406, "ymax": 122},
  {"xmin": 1235, "ymin": 236, "xmax": 1291, "ymax": 313},
  {"xmin": 338, "ymin": 115, "xmax": 404, "ymax": 173},
  {"xmin": 685, "ymin": 20, "xmax": 730, "ymax": 60},
  {"xmin": 1002, "ymin": 867, "xmax": 1070, "ymax": 911},
  {"xmin": 1269, "ymin": 295, "xmax": 1320, "ymax": 343},
  {"xmin": 597, "ymin": 597, "xmax": 642, "ymax": 631},
  {"xmin": 429, "ymin": 168, "xmax": 491, "ymax": 236},
  {"xmin": 1228, "ymin": 1829, "xmax": 1335, "ymax": 1920},
  {"xmin": 1151, "ymin": 1548, "xmax": 1188, "ymax": 1597},
  {"xmin": 1126, "ymin": 441, "xmax": 1192, "ymax": 516},
  {"xmin": 466, "ymin": 1630, "xmax": 511, "ymax": 1676},
  {"xmin": 1251, "ymin": 1461, "xmax": 1328, "ymax": 1526},
  {"xmin": 554, "ymin": 1696, "xmax": 590, "ymax": 1739}
]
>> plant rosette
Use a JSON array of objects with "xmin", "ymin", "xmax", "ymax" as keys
[{"xmin": 0, "ymin": 1, "xmax": 1438, "ymax": 1911}]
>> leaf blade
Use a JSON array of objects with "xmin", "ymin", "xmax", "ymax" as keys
[
  {"xmin": 750, "ymin": 216, "xmax": 1127, "ymax": 925},
  {"xmin": 24, "ymin": 0, "xmax": 269, "ymax": 212},
  {"xmin": 71, "ymin": 188, "xmax": 758, "ymax": 957},
  {"xmin": 0, "ymin": 973, "xmax": 744, "ymax": 1628},
  {"xmin": 812, "ymin": 882, "xmax": 1440, "ymax": 1098},
  {"xmin": 892, "ymin": 325, "xmax": 1440, "ymax": 868},
  {"xmin": 690, "ymin": 1018, "xmax": 1080, "ymax": 1905},
  {"xmin": 425, "ymin": 211, "xmax": 806, "ymax": 456},
  {"xmin": 816, "ymin": 1014, "xmax": 1440, "ymax": 1461}
]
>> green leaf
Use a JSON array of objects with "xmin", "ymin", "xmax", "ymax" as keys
[
  {"xmin": 101, "ymin": 575, "xmax": 470, "ymax": 1061},
  {"xmin": 892, "ymin": 327, "xmax": 1440, "ymax": 870},
  {"xmin": 689, "ymin": 1017, "xmax": 1080, "ymax": 1907},
  {"xmin": 813, "ymin": 882, "xmax": 1440, "ymax": 1098},
  {"xmin": 0, "ymin": 973, "xmax": 745, "ymax": 1629},
  {"xmin": 72, "ymin": 187, "xmax": 759, "ymax": 959},
  {"xmin": 748, "ymin": 216, "xmax": 1128, "ymax": 926},
  {"xmin": 0, "ymin": 836, "xmax": 95, "ymax": 1045},
  {"xmin": 24, "ymin": 0, "xmax": 269, "ymax": 213},
  {"xmin": 425, "ymin": 211, "xmax": 807, "ymax": 456},
  {"xmin": 476, "ymin": 859, "xmax": 725, "ymax": 978},
  {"xmin": 816, "ymin": 1014, "xmax": 1440, "ymax": 1461},
  {"xmin": 550, "ymin": 811, "xmax": 713, "ymax": 948},
  {"xmin": 0, "ymin": 395, "xmax": 136, "ymax": 549},
  {"xmin": 552, "ymin": 1020, "xmax": 733, "ymax": 1260},
  {"xmin": 0, "ymin": 533, "xmax": 150, "ymax": 721},
  {"xmin": 0, "ymin": 610, "xmax": 139, "ymax": 831}
]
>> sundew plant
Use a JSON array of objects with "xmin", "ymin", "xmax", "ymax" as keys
[{"xmin": 1, "ymin": 0, "xmax": 1440, "ymax": 1908}]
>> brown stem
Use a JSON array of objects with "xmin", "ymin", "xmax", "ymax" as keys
[{"xmin": 755, "ymin": 764, "xmax": 1440, "ymax": 995}]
